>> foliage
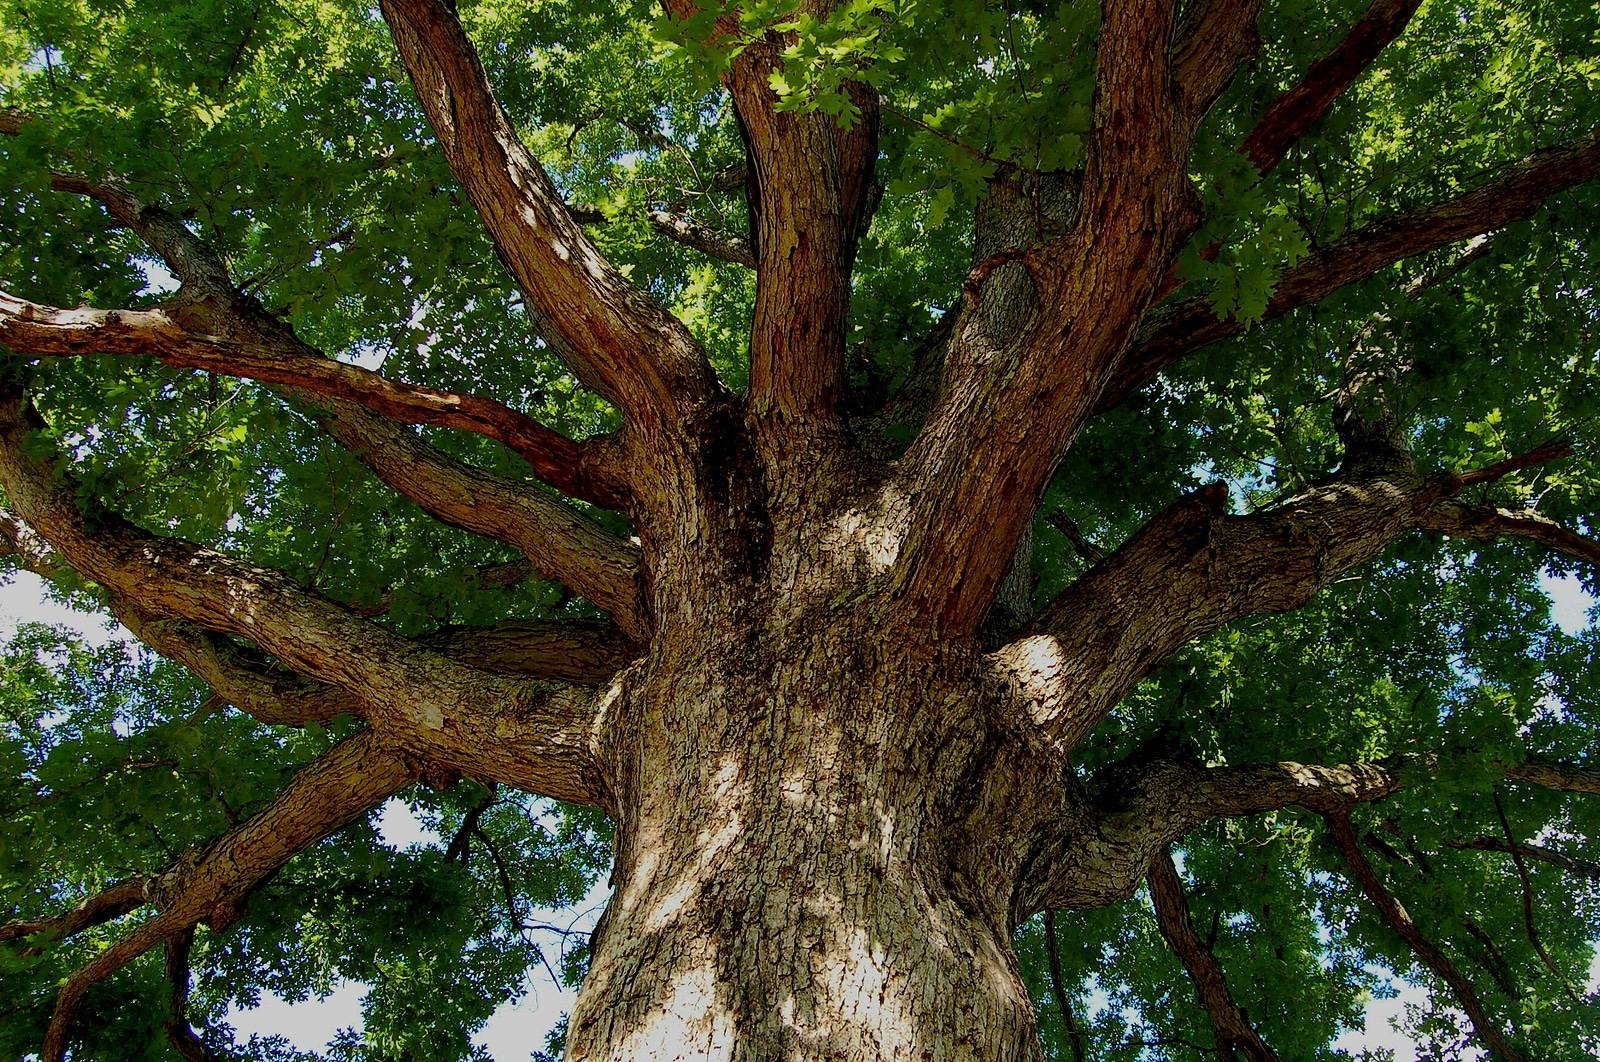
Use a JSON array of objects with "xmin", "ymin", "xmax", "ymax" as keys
[{"xmin": 1, "ymin": 0, "xmax": 1599, "ymax": 1058}]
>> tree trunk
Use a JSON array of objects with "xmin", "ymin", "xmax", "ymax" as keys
[{"xmin": 566, "ymin": 601, "xmax": 1049, "ymax": 1061}]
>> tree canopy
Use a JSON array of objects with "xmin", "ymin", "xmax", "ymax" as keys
[{"xmin": 1, "ymin": 0, "xmax": 1599, "ymax": 1059}]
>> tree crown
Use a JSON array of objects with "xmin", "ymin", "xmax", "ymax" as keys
[{"xmin": 1, "ymin": 0, "xmax": 1598, "ymax": 1058}]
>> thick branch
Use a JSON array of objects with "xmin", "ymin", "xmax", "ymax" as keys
[
  {"xmin": 658, "ymin": 0, "xmax": 879, "ymax": 436},
  {"xmin": 427, "ymin": 617, "xmax": 638, "ymax": 683},
  {"xmin": 1147, "ymin": 850, "xmax": 1278, "ymax": 1062},
  {"xmin": 378, "ymin": 0, "xmax": 717, "ymax": 425},
  {"xmin": 1504, "ymin": 758, "xmax": 1600, "ymax": 796},
  {"xmin": 0, "ymin": 392, "xmax": 613, "ymax": 804},
  {"xmin": 40, "ymin": 731, "xmax": 416, "ymax": 1062},
  {"xmin": 0, "ymin": 388, "xmax": 475, "ymax": 701},
  {"xmin": 1002, "ymin": 471, "xmax": 1425, "ymax": 750},
  {"xmin": 0, "ymin": 292, "xmax": 625, "ymax": 509},
  {"xmin": 115, "ymin": 607, "xmax": 352, "ymax": 727},
  {"xmin": 4, "ymin": 508, "xmax": 631, "ymax": 720},
  {"xmin": 1324, "ymin": 812, "xmax": 1524, "ymax": 1062},
  {"xmin": 3, "ymin": 507, "xmax": 344, "ymax": 726},
  {"xmin": 1107, "ymin": 130, "xmax": 1600, "ymax": 412},
  {"xmin": 1008, "ymin": 425, "xmax": 1578, "ymax": 751},
  {"xmin": 1241, "ymin": 0, "xmax": 1422, "ymax": 175},
  {"xmin": 1173, "ymin": 0, "xmax": 1265, "ymax": 126},
  {"xmin": 892, "ymin": 1, "xmax": 1197, "ymax": 636}
]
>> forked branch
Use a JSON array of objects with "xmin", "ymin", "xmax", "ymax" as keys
[
  {"xmin": 38, "ymin": 731, "xmax": 417, "ymax": 1062},
  {"xmin": 1147, "ymin": 849, "xmax": 1279, "ymax": 1061},
  {"xmin": 1323, "ymin": 811, "xmax": 1525, "ymax": 1062}
]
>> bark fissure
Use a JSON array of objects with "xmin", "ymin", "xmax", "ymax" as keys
[{"xmin": 7, "ymin": 1, "xmax": 1600, "ymax": 1058}]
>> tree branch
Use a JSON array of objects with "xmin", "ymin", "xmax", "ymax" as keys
[
  {"xmin": 378, "ymin": 0, "xmax": 718, "ymax": 427},
  {"xmin": 0, "ymin": 879, "xmax": 148, "ymax": 952},
  {"xmin": 1005, "ymin": 425, "xmax": 1576, "ymax": 753},
  {"xmin": 3, "ymin": 507, "xmax": 345, "ymax": 726},
  {"xmin": 1147, "ymin": 849, "xmax": 1279, "ymax": 1061},
  {"xmin": 1491, "ymin": 789, "xmax": 1577, "ymax": 998},
  {"xmin": 39, "ymin": 730, "xmax": 417, "ymax": 1062},
  {"xmin": 658, "ymin": 0, "xmax": 879, "ymax": 439},
  {"xmin": 114, "ymin": 607, "xmax": 354, "ymax": 727},
  {"xmin": 1106, "ymin": 129, "xmax": 1600, "ymax": 413},
  {"xmin": 420, "ymin": 617, "xmax": 635, "ymax": 683},
  {"xmin": 1042, "ymin": 910, "xmax": 1088, "ymax": 1062},
  {"xmin": 1024, "ymin": 748, "xmax": 1599, "ymax": 915},
  {"xmin": 892, "ymin": 0, "xmax": 1199, "ymax": 637},
  {"xmin": 1417, "ymin": 500, "xmax": 1600, "ymax": 569},
  {"xmin": 0, "ymin": 120, "xmax": 647, "ymax": 631},
  {"xmin": 1000, "ymin": 471, "xmax": 1422, "ymax": 751},
  {"xmin": 1240, "ymin": 0, "xmax": 1423, "ymax": 174},
  {"xmin": 568, "ymin": 204, "xmax": 755, "ymax": 269},
  {"xmin": 1172, "ymin": 0, "xmax": 1265, "ymax": 126},
  {"xmin": 316, "ymin": 406, "xmax": 647, "ymax": 637},
  {"xmin": 0, "ymin": 291, "xmax": 626, "ymax": 509},
  {"xmin": 163, "ymin": 928, "xmax": 216, "ymax": 1062},
  {"xmin": 1445, "ymin": 837, "xmax": 1600, "ymax": 882},
  {"xmin": 1504, "ymin": 758, "xmax": 1600, "ymax": 796},
  {"xmin": 3, "ymin": 508, "xmax": 632, "ymax": 724},
  {"xmin": 1323, "ymin": 811, "xmax": 1525, "ymax": 1062},
  {"xmin": 0, "ymin": 390, "xmax": 614, "ymax": 805}
]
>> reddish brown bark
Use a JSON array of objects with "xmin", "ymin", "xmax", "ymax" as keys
[
  {"xmin": 1240, "ymin": 0, "xmax": 1424, "ymax": 174},
  {"xmin": 2, "ymin": 1, "xmax": 1598, "ymax": 1058}
]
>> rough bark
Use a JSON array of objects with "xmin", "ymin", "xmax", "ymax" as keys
[
  {"xmin": 1240, "ymin": 0, "xmax": 1423, "ymax": 174},
  {"xmin": 6, "ymin": 1, "xmax": 1600, "ymax": 1058},
  {"xmin": 565, "ymin": 612, "xmax": 1056, "ymax": 1061},
  {"xmin": 1147, "ymin": 850, "xmax": 1278, "ymax": 1061}
]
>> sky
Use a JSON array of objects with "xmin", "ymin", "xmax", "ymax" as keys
[
  {"xmin": 0, "ymin": 567, "xmax": 1595, "ymax": 1057},
  {"xmin": 223, "ymin": 796, "xmax": 602, "ymax": 1059}
]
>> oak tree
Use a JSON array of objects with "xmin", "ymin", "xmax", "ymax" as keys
[{"xmin": 2, "ymin": 0, "xmax": 1599, "ymax": 1058}]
